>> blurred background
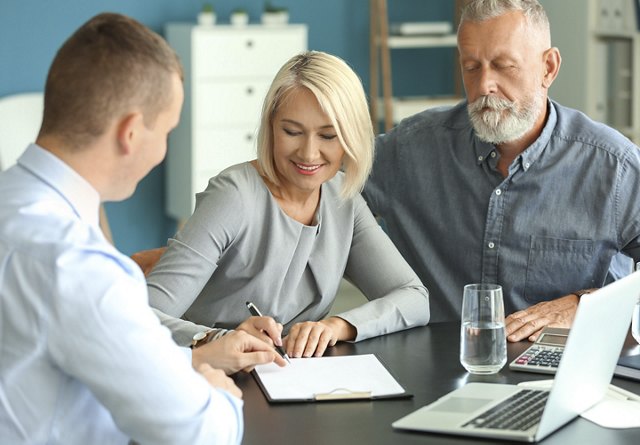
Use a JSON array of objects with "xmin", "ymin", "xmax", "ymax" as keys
[{"xmin": 0, "ymin": 0, "xmax": 458, "ymax": 255}]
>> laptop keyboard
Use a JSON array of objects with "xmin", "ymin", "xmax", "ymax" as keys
[{"xmin": 463, "ymin": 389, "xmax": 549, "ymax": 431}]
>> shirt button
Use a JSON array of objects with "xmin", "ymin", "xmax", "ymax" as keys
[
  {"xmin": 490, "ymin": 152, "xmax": 497, "ymax": 158},
  {"xmin": 525, "ymin": 162, "xmax": 531, "ymax": 169},
  {"xmin": 478, "ymin": 156, "xmax": 484, "ymax": 162},
  {"xmin": 495, "ymin": 189, "xmax": 502, "ymax": 196},
  {"xmin": 488, "ymin": 242, "xmax": 495, "ymax": 249}
]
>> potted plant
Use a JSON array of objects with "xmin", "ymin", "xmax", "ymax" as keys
[
  {"xmin": 198, "ymin": 3, "xmax": 216, "ymax": 26},
  {"xmin": 230, "ymin": 7, "xmax": 249, "ymax": 26},
  {"xmin": 261, "ymin": 1, "xmax": 289, "ymax": 26}
]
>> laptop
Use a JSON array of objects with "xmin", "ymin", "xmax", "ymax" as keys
[{"xmin": 392, "ymin": 270, "xmax": 640, "ymax": 442}]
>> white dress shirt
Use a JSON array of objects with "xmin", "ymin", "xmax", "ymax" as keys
[{"xmin": 0, "ymin": 144, "xmax": 243, "ymax": 444}]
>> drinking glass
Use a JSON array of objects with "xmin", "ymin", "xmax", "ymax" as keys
[{"xmin": 460, "ymin": 283, "xmax": 507, "ymax": 374}]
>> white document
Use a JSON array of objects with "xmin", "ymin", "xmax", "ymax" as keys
[
  {"xmin": 518, "ymin": 379, "xmax": 640, "ymax": 429},
  {"xmin": 253, "ymin": 354, "xmax": 407, "ymax": 402}
]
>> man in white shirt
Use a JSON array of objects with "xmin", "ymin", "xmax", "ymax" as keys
[{"xmin": 0, "ymin": 13, "xmax": 283, "ymax": 445}]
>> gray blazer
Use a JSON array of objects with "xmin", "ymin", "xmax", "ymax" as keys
[{"xmin": 147, "ymin": 162, "xmax": 430, "ymax": 346}]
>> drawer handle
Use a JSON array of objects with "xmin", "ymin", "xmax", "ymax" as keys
[
  {"xmin": 246, "ymin": 40, "xmax": 254, "ymax": 48},
  {"xmin": 246, "ymin": 134, "xmax": 253, "ymax": 141},
  {"xmin": 246, "ymin": 86, "xmax": 254, "ymax": 95}
]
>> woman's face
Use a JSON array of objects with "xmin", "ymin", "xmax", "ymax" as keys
[{"xmin": 271, "ymin": 87, "xmax": 345, "ymax": 197}]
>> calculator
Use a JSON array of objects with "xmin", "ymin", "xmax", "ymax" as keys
[{"xmin": 509, "ymin": 327, "xmax": 569, "ymax": 374}]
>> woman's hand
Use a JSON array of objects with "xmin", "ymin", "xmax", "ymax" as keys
[
  {"xmin": 284, "ymin": 317, "xmax": 356, "ymax": 358},
  {"xmin": 237, "ymin": 316, "xmax": 284, "ymax": 348}
]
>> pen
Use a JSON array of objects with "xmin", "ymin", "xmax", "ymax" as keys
[{"xmin": 245, "ymin": 301, "xmax": 291, "ymax": 363}]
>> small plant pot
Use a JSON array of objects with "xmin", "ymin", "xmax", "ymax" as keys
[
  {"xmin": 261, "ymin": 11, "xmax": 289, "ymax": 26},
  {"xmin": 230, "ymin": 13, "xmax": 249, "ymax": 26},
  {"xmin": 198, "ymin": 11, "xmax": 216, "ymax": 26}
]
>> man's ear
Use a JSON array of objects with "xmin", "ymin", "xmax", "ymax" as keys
[
  {"xmin": 116, "ymin": 112, "xmax": 144, "ymax": 155},
  {"xmin": 542, "ymin": 47, "xmax": 561, "ymax": 89}
]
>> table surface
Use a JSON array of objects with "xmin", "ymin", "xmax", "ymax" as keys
[{"xmin": 234, "ymin": 322, "xmax": 640, "ymax": 445}]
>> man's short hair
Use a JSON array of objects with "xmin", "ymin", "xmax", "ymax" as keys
[{"xmin": 40, "ymin": 13, "xmax": 183, "ymax": 149}]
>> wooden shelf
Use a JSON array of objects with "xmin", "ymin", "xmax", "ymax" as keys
[
  {"xmin": 376, "ymin": 95, "xmax": 463, "ymax": 123},
  {"xmin": 369, "ymin": 0, "xmax": 464, "ymax": 131}
]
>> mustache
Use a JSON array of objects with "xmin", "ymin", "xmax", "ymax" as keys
[{"xmin": 468, "ymin": 95, "xmax": 516, "ymax": 113}]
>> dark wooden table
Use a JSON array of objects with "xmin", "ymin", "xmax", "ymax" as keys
[{"xmin": 234, "ymin": 322, "xmax": 640, "ymax": 444}]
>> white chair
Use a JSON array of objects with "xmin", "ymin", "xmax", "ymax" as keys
[
  {"xmin": 0, "ymin": 92, "xmax": 113, "ymax": 243},
  {"xmin": 0, "ymin": 92, "xmax": 44, "ymax": 169}
]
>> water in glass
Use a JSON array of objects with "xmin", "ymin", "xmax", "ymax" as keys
[{"xmin": 460, "ymin": 283, "xmax": 507, "ymax": 374}]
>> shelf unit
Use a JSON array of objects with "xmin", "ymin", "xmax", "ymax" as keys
[
  {"xmin": 369, "ymin": 0, "xmax": 464, "ymax": 131},
  {"xmin": 540, "ymin": 0, "xmax": 640, "ymax": 142}
]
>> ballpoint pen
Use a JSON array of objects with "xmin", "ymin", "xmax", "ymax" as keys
[{"xmin": 245, "ymin": 301, "xmax": 291, "ymax": 363}]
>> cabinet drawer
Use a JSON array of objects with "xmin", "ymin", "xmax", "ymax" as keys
[
  {"xmin": 194, "ymin": 80, "xmax": 269, "ymax": 126},
  {"xmin": 193, "ymin": 28, "xmax": 306, "ymax": 78},
  {"xmin": 193, "ymin": 127, "xmax": 257, "ymax": 175}
]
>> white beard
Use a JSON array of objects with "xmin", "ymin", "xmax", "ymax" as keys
[{"xmin": 468, "ymin": 92, "xmax": 544, "ymax": 144}]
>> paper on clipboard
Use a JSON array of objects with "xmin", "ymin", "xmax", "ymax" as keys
[{"xmin": 252, "ymin": 354, "xmax": 410, "ymax": 403}]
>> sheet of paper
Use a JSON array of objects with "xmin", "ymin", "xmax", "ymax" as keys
[
  {"xmin": 581, "ymin": 399, "xmax": 640, "ymax": 428},
  {"xmin": 518, "ymin": 379, "xmax": 640, "ymax": 429},
  {"xmin": 253, "ymin": 354, "xmax": 405, "ymax": 401}
]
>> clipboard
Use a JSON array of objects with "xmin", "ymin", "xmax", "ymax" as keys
[{"xmin": 252, "ymin": 354, "xmax": 413, "ymax": 403}]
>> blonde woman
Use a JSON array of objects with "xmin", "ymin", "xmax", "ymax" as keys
[{"xmin": 147, "ymin": 51, "xmax": 430, "ymax": 358}]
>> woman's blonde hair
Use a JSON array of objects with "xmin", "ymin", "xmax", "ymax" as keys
[{"xmin": 256, "ymin": 51, "xmax": 374, "ymax": 200}]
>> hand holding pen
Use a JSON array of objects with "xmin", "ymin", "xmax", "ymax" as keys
[{"xmin": 242, "ymin": 301, "xmax": 291, "ymax": 363}]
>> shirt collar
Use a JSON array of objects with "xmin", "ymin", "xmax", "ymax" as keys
[
  {"xmin": 473, "ymin": 99, "xmax": 558, "ymax": 172},
  {"xmin": 518, "ymin": 99, "xmax": 557, "ymax": 172},
  {"xmin": 17, "ymin": 144, "xmax": 101, "ymax": 228}
]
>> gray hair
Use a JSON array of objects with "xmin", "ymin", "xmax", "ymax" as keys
[{"xmin": 460, "ymin": 0, "xmax": 550, "ymax": 38}]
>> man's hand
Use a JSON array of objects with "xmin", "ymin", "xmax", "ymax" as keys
[
  {"xmin": 192, "ymin": 330, "xmax": 287, "ymax": 374},
  {"xmin": 196, "ymin": 363, "xmax": 242, "ymax": 399},
  {"xmin": 284, "ymin": 317, "xmax": 356, "ymax": 358},
  {"xmin": 505, "ymin": 294, "xmax": 580, "ymax": 342},
  {"xmin": 130, "ymin": 247, "xmax": 166, "ymax": 276}
]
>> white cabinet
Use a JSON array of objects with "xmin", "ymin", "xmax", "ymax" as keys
[
  {"xmin": 540, "ymin": 0, "xmax": 640, "ymax": 142},
  {"xmin": 165, "ymin": 24, "xmax": 308, "ymax": 219}
]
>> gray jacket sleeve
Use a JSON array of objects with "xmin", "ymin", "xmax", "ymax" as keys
[
  {"xmin": 146, "ymin": 176, "xmax": 244, "ymax": 346},
  {"xmin": 336, "ymin": 194, "xmax": 430, "ymax": 341}
]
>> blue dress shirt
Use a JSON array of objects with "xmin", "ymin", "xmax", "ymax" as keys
[
  {"xmin": 0, "ymin": 145, "xmax": 243, "ymax": 444},
  {"xmin": 364, "ymin": 100, "xmax": 640, "ymax": 322}
]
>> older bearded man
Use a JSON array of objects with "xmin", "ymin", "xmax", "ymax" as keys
[{"xmin": 363, "ymin": 0, "xmax": 640, "ymax": 342}]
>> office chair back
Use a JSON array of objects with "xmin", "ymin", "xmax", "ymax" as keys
[
  {"xmin": 0, "ymin": 92, "xmax": 44, "ymax": 170},
  {"xmin": 0, "ymin": 92, "xmax": 114, "ymax": 244}
]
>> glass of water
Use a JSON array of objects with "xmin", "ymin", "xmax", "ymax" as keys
[{"xmin": 460, "ymin": 283, "xmax": 507, "ymax": 374}]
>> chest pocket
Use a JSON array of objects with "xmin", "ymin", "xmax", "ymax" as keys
[{"xmin": 524, "ymin": 236, "xmax": 600, "ymax": 303}]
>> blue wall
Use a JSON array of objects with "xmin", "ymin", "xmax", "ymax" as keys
[{"xmin": 0, "ymin": 0, "xmax": 455, "ymax": 255}]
